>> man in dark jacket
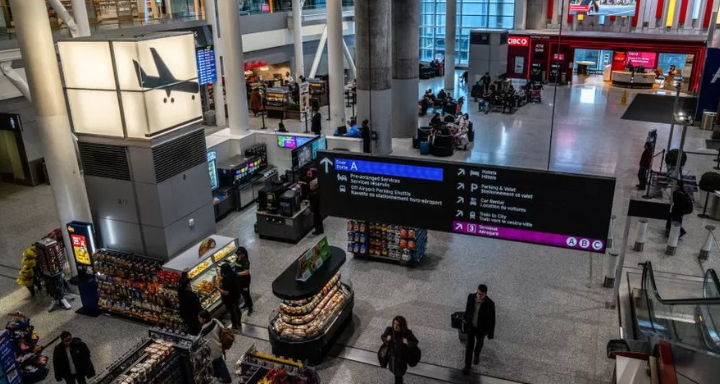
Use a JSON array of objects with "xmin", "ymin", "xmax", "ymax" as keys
[
  {"xmin": 665, "ymin": 181, "xmax": 689, "ymax": 238},
  {"xmin": 311, "ymin": 108, "xmax": 322, "ymax": 135},
  {"xmin": 637, "ymin": 142, "xmax": 653, "ymax": 190},
  {"xmin": 219, "ymin": 263, "xmax": 241, "ymax": 329},
  {"xmin": 462, "ymin": 284, "xmax": 496, "ymax": 375},
  {"xmin": 53, "ymin": 331, "xmax": 94, "ymax": 384},
  {"xmin": 178, "ymin": 273, "xmax": 204, "ymax": 335}
]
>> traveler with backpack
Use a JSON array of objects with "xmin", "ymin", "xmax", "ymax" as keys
[
  {"xmin": 380, "ymin": 316, "xmax": 420, "ymax": 384},
  {"xmin": 665, "ymin": 181, "xmax": 692, "ymax": 238},
  {"xmin": 199, "ymin": 310, "xmax": 234, "ymax": 383}
]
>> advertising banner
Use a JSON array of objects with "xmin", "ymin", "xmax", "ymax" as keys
[
  {"xmin": 295, "ymin": 236, "xmax": 332, "ymax": 282},
  {"xmin": 625, "ymin": 51, "xmax": 657, "ymax": 69},
  {"xmin": 695, "ymin": 48, "xmax": 720, "ymax": 122},
  {"xmin": 66, "ymin": 221, "xmax": 96, "ymax": 266},
  {"xmin": 317, "ymin": 152, "xmax": 616, "ymax": 253},
  {"xmin": 569, "ymin": 0, "xmax": 636, "ymax": 16}
]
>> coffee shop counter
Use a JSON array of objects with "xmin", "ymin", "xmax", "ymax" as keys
[
  {"xmin": 256, "ymin": 202, "xmax": 314, "ymax": 244},
  {"xmin": 611, "ymin": 71, "xmax": 656, "ymax": 89}
]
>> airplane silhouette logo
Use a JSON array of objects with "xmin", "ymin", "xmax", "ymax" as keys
[{"xmin": 133, "ymin": 48, "xmax": 200, "ymax": 104}]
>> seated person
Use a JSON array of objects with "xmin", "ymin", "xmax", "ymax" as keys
[
  {"xmin": 437, "ymin": 88, "xmax": 447, "ymax": 100},
  {"xmin": 479, "ymin": 90, "xmax": 493, "ymax": 114},
  {"xmin": 430, "ymin": 113, "xmax": 442, "ymax": 128},
  {"xmin": 425, "ymin": 89, "xmax": 436, "ymax": 102},
  {"xmin": 419, "ymin": 97, "xmax": 430, "ymax": 116},
  {"xmin": 277, "ymin": 122, "xmax": 288, "ymax": 132}
]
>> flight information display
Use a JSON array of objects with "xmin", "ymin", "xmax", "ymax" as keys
[
  {"xmin": 196, "ymin": 46, "xmax": 217, "ymax": 85},
  {"xmin": 317, "ymin": 151, "xmax": 615, "ymax": 253}
]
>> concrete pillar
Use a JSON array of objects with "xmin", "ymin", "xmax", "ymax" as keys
[
  {"xmin": 292, "ymin": 0, "xmax": 305, "ymax": 79},
  {"xmin": 356, "ymin": 0, "xmax": 392, "ymax": 155},
  {"xmin": 327, "ymin": 0, "xmax": 346, "ymax": 131},
  {"xmin": 218, "ymin": 0, "xmax": 250, "ymax": 134},
  {"xmin": 71, "ymin": 0, "xmax": 91, "ymax": 36},
  {"xmin": 204, "ymin": 0, "xmax": 227, "ymax": 127},
  {"xmin": 514, "ymin": 0, "xmax": 527, "ymax": 30},
  {"xmin": 392, "ymin": 0, "xmax": 419, "ymax": 139},
  {"xmin": 444, "ymin": 0, "xmax": 456, "ymax": 92},
  {"xmin": 9, "ymin": 0, "xmax": 92, "ymax": 278}
]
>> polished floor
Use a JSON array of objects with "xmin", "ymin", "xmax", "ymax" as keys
[{"xmin": 1, "ymin": 73, "xmax": 718, "ymax": 384}]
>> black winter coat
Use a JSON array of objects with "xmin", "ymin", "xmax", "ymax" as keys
[
  {"xmin": 220, "ymin": 272, "xmax": 240, "ymax": 305},
  {"xmin": 311, "ymin": 113, "xmax": 322, "ymax": 134},
  {"xmin": 53, "ymin": 338, "xmax": 93, "ymax": 381},
  {"xmin": 464, "ymin": 294, "xmax": 496, "ymax": 338},
  {"xmin": 380, "ymin": 327, "xmax": 419, "ymax": 377},
  {"xmin": 178, "ymin": 289, "xmax": 203, "ymax": 335}
]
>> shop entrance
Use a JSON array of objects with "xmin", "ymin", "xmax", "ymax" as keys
[{"xmin": 573, "ymin": 49, "xmax": 613, "ymax": 81}]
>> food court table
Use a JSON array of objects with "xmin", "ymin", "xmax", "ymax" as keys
[{"xmin": 576, "ymin": 61, "xmax": 596, "ymax": 76}]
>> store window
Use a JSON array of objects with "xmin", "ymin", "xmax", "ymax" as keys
[
  {"xmin": 419, "ymin": 0, "xmax": 516, "ymax": 66},
  {"xmin": 657, "ymin": 53, "xmax": 687, "ymax": 75}
]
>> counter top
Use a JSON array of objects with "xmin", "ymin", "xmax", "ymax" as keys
[
  {"xmin": 257, "ymin": 202, "xmax": 310, "ymax": 219},
  {"xmin": 576, "ymin": 61, "xmax": 596, "ymax": 66},
  {"xmin": 272, "ymin": 246, "xmax": 347, "ymax": 300},
  {"xmin": 163, "ymin": 235, "xmax": 237, "ymax": 273}
]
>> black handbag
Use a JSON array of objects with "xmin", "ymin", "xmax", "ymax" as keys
[
  {"xmin": 451, "ymin": 311, "xmax": 465, "ymax": 330},
  {"xmin": 378, "ymin": 342, "xmax": 390, "ymax": 368},
  {"xmin": 407, "ymin": 345, "xmax": 422, "ymax": 367}
]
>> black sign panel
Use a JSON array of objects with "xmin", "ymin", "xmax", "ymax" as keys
[{"xmin": 317, "ymin": 152, "xmax": 615, "ymax": 253}]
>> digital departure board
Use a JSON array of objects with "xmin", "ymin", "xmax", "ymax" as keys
[
  {"xmin": 317, "ymin": 152, "xmax": 615, "ymax": 253},
  {"xmin": 196, "ymin": 46, "xmax": 217, "ymax": 85}
]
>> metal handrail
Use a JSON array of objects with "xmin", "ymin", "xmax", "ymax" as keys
[{"xmin": 641, "ymin": 261, "xmax": 720, "ymax": 305}]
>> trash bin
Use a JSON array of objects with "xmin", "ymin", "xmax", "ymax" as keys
[
  {"xmin": 709, "ymin": 191, "xmax": 720, "ymax": 221},
  {"xmin": 701, "ymin": 111, "xmax": 718, "ymax": 130}
]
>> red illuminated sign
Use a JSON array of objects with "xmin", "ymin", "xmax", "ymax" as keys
[
  {"xmin": 508, "ymin": 36, "xmax": 529, "ymax": 47},
  {"xmin": 553, "ymin": 53, "xmax": 565, "ymax": 61}
]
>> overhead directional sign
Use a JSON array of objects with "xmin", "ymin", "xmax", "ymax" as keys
[{"xmin": 317, "ymin": 151, "xmax": 616, "ymax": 253}]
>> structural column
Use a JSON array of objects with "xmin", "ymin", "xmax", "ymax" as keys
[
  {"xmin": 204, "ymin": 0, "xmax": 227, "ymax": 127},
  {"xmin": 218, "ymin": 0, "xmax": 250, "ymax": 134},
  {"xmin": 356, "ymin": 0, "xmax": 392, "ymax": 155},
  {"xmin": 327, "ymin": 0, "xmax": 346, "ymax": 130},
  {"xmin": 392, "ymin": 0, "xmax": 419, "ymax": 138},
  {"xmin": 9, "ymin": 0, "xmax": 92, "ymax": 278},
  {"xmin": 444, "ymin": 0, "xmax": 456, "ymax": 92},
  {"xmin": 292, "ymin": 0, "xmax": 305, "ymax": 79},
  {"xmin": 70, "ymin": 0, "xmax": 91, "ymax": 36}
]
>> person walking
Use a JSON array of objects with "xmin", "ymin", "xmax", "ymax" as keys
[
  {"xmin": 309, "ymin": 177, "xmax": 324, "ymax": 235},
  {"xmin": 198, "ymin": 311, "xmax": 233, "ymax": 383},
  {"xmin": 218, "ymin": 263, "xmax": 241, "ymax": 329},
  {"xmin": 380, "ymin": 316, "xmax": 419, "ymax": 384},
  {"xmin": 178, "ymin": 272, "xmax": 203, "ymax": 335},
  {"xmin": 480, "ymin": 72, "xmax": 492, "ymax": 93},
  {"xmin": 234, "ymin": 247, "xmax": 254, "ymax": 315},
  {"xmin": 665, "ymin": 181, "xmax": 690, "ymax": 238},
  {"xmin": 250, "ymin": 88, "xmax": 262, "ymax": 117},
  {"xmin": 311, "ymin": 108, "xmax": 322, "ymax": 135},
  {"xmin": 637, "ymin": 142, "xmax": 653, "ymax": 190},
  {"xmin": 361, "ymin": 120, "xmax": 371, "ymax": 154},
  {"xmin": 53, "ymin": 331, "xmax": 94, "ymax": 384},
  {"xmin": 462, "ymin": 284, "xmax": 496, "ymax": 375}
]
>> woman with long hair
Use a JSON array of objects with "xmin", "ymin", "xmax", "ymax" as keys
[{"xmin": 381, "ymin": 316, "xmax": 419, "ymax": 384}]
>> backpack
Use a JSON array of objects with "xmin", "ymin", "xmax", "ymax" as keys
[
  {"xmin": 219, "ymin": 326, "xmax": 235, "ymax": 350},
  {"xmin": 679, "ymin": 190, "xmax": 694, "ymax": 215}
]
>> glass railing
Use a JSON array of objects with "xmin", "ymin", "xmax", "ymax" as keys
[
  {"xmin": 641, "ymin": 261, "xmax": 720, "ymax": 353},
  {"xmin": 239, "ymin": 0, "xmax": 354, "ymax": 15}
]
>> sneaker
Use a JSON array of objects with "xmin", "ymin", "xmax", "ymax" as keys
[{"xmin": 473, "ymin": 355, "xmax": 480, "ymax": 365}]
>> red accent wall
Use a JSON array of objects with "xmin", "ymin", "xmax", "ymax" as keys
[
  {"xmin": 567, "ymin": 14, "xmax": 573, "ymax": 24},
  {"xmin": 703, "ymin": 0, "xmax": 715, "ymax": 27},
  {"xmin": 679, "ymin": 0, "xmax": 689, "ymax": 23},
  {"xmin": 547, "ymin": 0, "xmax": 554, "ymax": 20},
  {"xmin": 656, "ymin": 0, "xmax": 665, "ymax": 19},
  {"xmin": 632, "ymin": 0, "xmax": 642, "ymax": 26}
]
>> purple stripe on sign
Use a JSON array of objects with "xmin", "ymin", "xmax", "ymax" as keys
[{"xmin": 452, "ymin": 221, "xmax": 606, "ymax": 252}]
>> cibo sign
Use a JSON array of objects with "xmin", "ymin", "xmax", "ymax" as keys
[{"xmin": 508, "ymin": 36, "xmax": 529, "ymax": 47}]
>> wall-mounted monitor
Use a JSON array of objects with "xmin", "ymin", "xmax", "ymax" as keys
[
  {"xmin": 278, "ymin": 135, "xmax": 314, "ymax": 149},
  {"xmin": 569, "ymin": 0, "xmax": 636, "ymax": 17},
  {"xmin": 625, "ymin": 51, "xmax": 657, "ymax": 69},
  {"xmin": 207, "ymin": 151, "xmax": 218, "ymax": 190}
]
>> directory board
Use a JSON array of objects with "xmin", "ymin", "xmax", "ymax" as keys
[
  {"xmin": 317, "ymin": 152, "xmax": 615, "ymax": 253},
  {"xmin": 196, "ymin": 46, "xmax": 217, "ymax": 85}
]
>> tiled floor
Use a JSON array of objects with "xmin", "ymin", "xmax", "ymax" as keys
[{"xmin": 1, "ymin": 73, "xmax": 718, "ymax": 384}]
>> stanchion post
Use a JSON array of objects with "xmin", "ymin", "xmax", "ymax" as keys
[
  {"xmin": 642, "ymin": 170, "xmax": 653, "ymax": 199},
  {"xmin": 666, "ymin": 222, "xmax": 681, "ymax": 255},
  {"xmin": 699, "ymin": 225, "xmax": 715, "ymax": 260},
  {"xmin": 607, "ymin": 215, "xmax": 617, "ymax": 250},
  {"xmin": 699, "ymin": 192, "xmax": 711, "ymax": 218},
  {"xmin": 633, "ymin": 219, "xmax": 648, "ymax": 251},
  {"xmin": 604, "ymin": 251, "xmax": 619, "ymax": 288},
  {"xmin": 714, "ymin": 150, "xmax": 720, "ymax": 171},
  {"xmin": 609, "ymin": 215, "xmax": 632, "ymax": 309}
]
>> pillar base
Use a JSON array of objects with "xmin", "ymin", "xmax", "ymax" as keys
[
  {"xmin": 666, "ymin": 246, "xmax": 677, "ymax": 256},
  {"xmin": 603, "ymin": 276, "xmax": 615, "ymax": 288},
  {"xmin": 699, "ymin": 250, "xmax": 710, "ymax": 260},
  {"xmin": 607, "ymin": 239, "xmax": 614, "ymax": 249},
  {"xmin": 633, "ymin": 242, "xmax": 644, "ymax": 252}
]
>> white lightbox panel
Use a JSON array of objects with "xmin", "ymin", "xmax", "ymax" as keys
[
  {"xmin": 58, "ymin": 42, "xmax": 116, "ymax": 90},
  {"xmin": 136, "ymin": 34, "xmax": 199, "ymax": 83},
  {"xmin": 142, "ymin": 88, "xmax": 202, "ymax": 134},
  {"xmin": 112, "ymin": 41, "xmax": 144, "ymax": 91},
  {"xmin": 120, "ymin": 91, "xmax": 150, "ymax": 139},
  {"xmin": 66, "ymin": 90, "xmax": 123, "ymax": 137}
]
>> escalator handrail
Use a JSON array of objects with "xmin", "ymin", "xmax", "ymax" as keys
[
  {"xmin": 642, "ymin": 262, "xmax": 720, "ymax": 305},
  {"xmin": 707, "ymin": 269, "xmax": 720, "ymax": 292}
]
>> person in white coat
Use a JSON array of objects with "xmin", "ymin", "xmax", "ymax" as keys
[{"xmin": 199, "ymin": 310, "xmax": 232, "ymax": 383}]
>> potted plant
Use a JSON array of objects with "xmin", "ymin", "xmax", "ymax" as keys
[{"xmin": 699, "ymin": 172, "xmax": 720, "ymax": 192}]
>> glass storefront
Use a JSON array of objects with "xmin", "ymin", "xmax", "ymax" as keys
[
  {"xmin": 420, "ymin": 0, "xmax": 515, "ymax": 65},
  {"xmin": 573, "ymin": 49, "xmax": 613, "ymax": 73}
]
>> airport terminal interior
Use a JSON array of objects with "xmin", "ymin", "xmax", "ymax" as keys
[{"xmin": 1, "ymin": 1, "xmax": 720, "ymax": 384}]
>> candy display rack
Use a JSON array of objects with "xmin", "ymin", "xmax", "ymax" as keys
[
  {"xmin": 236, "ymin": 344, "xmax": 320, "ymax": 384},
  {"xmin": 346, "ymin": 220, "xmax": 428, "ymax": 267},
  {"xmin": 4, "ymin": 312, "xmax": 48, "ymax": 384}
]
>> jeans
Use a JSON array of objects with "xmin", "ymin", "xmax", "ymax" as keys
[
  {"xmin": 239, "ymin": 275, "xmax": 253, "ymax": 309},
  {"xmin": 465, "ymin": 327, "xmax": 487, "ymax": 367},
  {"xmin": 638, "ymin": 167, "xmax": 648, "ymax": 188},
  {"xmin": 212, "ymin": 357, "xmax": 232, "ymax": 383},
  {"xmin": 224, "ymin": 300, "xmax": 241, "ymax": 328}
]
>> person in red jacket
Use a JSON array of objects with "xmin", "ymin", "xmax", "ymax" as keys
[{"xmin": 637, "ymin": 142, "xmax": 654, "ymax": 190}]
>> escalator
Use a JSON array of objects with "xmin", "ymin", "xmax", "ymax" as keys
[{"xmin": 631, "ymin": 261, "xmax": 720, "ymax": 355}]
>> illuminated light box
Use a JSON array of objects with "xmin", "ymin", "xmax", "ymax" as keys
[{"xmin": 58, "ymin": 32, "xmax": 203, "ymax": 139}]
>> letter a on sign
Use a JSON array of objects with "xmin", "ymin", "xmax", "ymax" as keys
[
  {"xmin": 351, "ymin": 162, "xmax": 358, "ymax": 171},
  {"xmin": 712, "ymin": 67, "xmax": 720, "ymax": 84}
]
